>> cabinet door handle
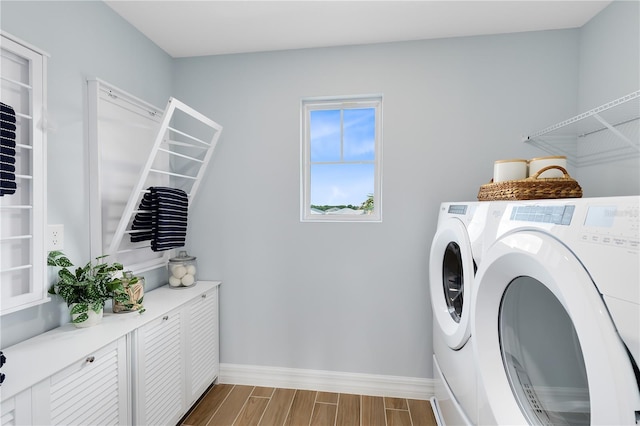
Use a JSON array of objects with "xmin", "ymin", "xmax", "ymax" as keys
[
  {"xmin": 201, "ymin": 294, "xmax": 207, "ymax": 299},
  {"xmin": 163, "ymin": 315, "xmax": 169, "ymax": 321},
  {"xmin": 86, "ymin": 356, "xmax": 95, "ymax": 363}
]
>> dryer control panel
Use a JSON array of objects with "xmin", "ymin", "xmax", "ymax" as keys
[
  {"xmin": 510, "ymin": 205, "xmax": 575, "ymax": 225},
  {"xmin": 581, "ymin": 202, "xmax": 639, "ymax": 251}
]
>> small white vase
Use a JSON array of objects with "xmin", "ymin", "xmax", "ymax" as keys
[{"xmin": 71, "ymin": 304, "xmax": 104, "ymax": 328}]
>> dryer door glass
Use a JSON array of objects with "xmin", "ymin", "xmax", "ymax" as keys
[
  {"xmin": 442, "ymin": 241, "xmax": 463, "ymax": 323},
  {"xmin": 499, "ymin": 276, "xmax": 590, "ymax": 425}
]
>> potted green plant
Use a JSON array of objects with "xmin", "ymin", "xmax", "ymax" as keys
[{"xmin": 47, "ymin": 251, "xmax": 132, "ymax": 327}]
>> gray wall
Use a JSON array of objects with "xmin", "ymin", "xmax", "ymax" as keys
[
  {"xmin": 1, "ymin": 1, "xmax": 637, "ymax": 380},
  {"xmin": 0, "ymin": 1, "xmax": 173, "ymax": 348},
  {"xmin": 575, "ymin": 0, "xmax": 640, "ymax": 196},
  {"xmin": 173, "ymin": 31, "xmax": 579, "ymax": 378}
]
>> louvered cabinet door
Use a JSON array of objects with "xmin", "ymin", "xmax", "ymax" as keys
[
  {"xmin": 0, "ymin": 388, "xmax": 31, "ymax": 426},
  {"xmin": 133, "ymin": 310, "xmax": 186, "ymax": 426},
  {"xmin": 47, "ymin": 338, "xmax": 128, "ymax": 426},
  {"xmin": 185, "ymin": 287, "xmax": 219, "ymax": 405}
]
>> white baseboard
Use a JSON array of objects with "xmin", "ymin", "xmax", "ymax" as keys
[{"xmin": 219, "ymin": 363, "xmax": 436, "ymax": 400}]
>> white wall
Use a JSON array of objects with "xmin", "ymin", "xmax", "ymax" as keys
[
  {"xmin": 173, "ymin": 30, "xmax": 579, "ymax": 378},
  {"xmin": 575, "ymin": 0, "xmax": 640, "ymax": 196},
  {"xmin": 0, "ymin": 1, "xmax": 173, "ymax": 348}
]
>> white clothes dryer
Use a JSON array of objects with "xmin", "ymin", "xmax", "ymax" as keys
[
  {"xmin": 430, "ymin": 202, "xmax": 494, "ymax": 425},
  {"xmin": 472, "ymin": 196, "xmax": 640, "ymax": 425}
]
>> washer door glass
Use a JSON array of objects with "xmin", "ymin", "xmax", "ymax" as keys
[
  {"xmin": 499, "ymin": 276, "xmax": 590, "ymax": 425},
  {"xmin": 443, "ymin": 241, "xmax": 464, "ymax": 323}
]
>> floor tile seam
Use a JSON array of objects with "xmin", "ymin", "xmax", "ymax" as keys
[
  {"xmin": 253, "ymin": 392, "xmax": 272, "ymax": 426},
  {"xmin": 406, "ymin": 400, "xmax": 415, "ymax": 426},
  {"xmin": 205, "ymin": 384, "xmax": 236, "ymax": 426},
  {"xmin": 308, "ymin": 390, "xmax": 319, "ymax": 426},
  {"xmin": 231, "ymin": 386, "xmax": 256, "ymax": 426},
  {"xmin": 252, "ymin": 387, "xmax": 276, "ymax": 399},
  {"xmin": 334, "ymin": 393, "xmax": 341, "ymax": 426},
  {"xmin": 255, "ymin": 388, "xmax": 284, "ymax": 426},
  {"xmin": 334, "ymin": 393, "xmax": 358, "ymax": 426},
  {"xmin": 279, "ymin": 388, "xmax": 298, "ymax": 426},
  {"xmin": 314, "ymin": 401, "xmax": 338, "ymax": 406},
  {"xmin": 383, "ymin": 397, "xmax": 408, "ymax": 411}
]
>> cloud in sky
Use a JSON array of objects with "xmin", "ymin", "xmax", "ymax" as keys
[
  {"xmin": 310, "ymin": 108, "xmax": 375, "ymax": 163},
  {"xmin": 310, "ymin": 163, "xmax": 374, "ymax": 206},
  {"xmin": 309, "ymin": 107, "xmax": 376, "ymax": 206}
]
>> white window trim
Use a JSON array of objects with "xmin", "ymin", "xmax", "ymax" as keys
[{"xmin": 300, "ymin": 94, "xmax": 383, "ymax": 222}]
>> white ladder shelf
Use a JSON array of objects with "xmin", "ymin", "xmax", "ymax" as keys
[{"xmin": 107, "ymin": 96, "xmax": 222, "ymax": 271}]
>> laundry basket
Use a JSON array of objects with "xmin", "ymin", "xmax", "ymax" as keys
[{"xmin": 477, "ymin": 165, "xmax": 583, "ymax": 201}]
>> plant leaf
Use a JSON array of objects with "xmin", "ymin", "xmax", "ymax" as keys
[
  {"xmin": 71, "ymin": 313, "xmax": 88, "ymax": 323},
  {"xmin": 70, "ymin": 303, "xmax": 88, "ymax": 315},
  {"xmin": 90, "ymin": 301, "xmax": 103, "ymax": 313}
]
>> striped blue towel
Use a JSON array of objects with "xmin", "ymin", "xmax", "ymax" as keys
[
  {"xmin": 131, "ymin": 187, "xmax": 189, "ymax": 252},
  {"xmin": 0, "ymin": 102, "xmax": 16, "ymax": 196}
]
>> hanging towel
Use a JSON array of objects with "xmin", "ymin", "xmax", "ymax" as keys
[
  {"xmin": 131, "ymin": 186, "xmax": 189, "ymax": 251},
  {"xmin": 130, "ymin": 191, "xmax": 155, "ymax": 242},
  {"xmin": 0, "ymin": 102, "xmax": 16, "ymax": 196}
]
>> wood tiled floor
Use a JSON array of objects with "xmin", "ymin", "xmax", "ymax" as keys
[{"xmin": 180, "ymin": 384, "xmax": 438, "ymax": 426}]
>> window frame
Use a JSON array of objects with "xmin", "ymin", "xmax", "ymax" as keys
[{"xmin": 300, "ymin": 94, "xmax": 383, "ymax": 222}]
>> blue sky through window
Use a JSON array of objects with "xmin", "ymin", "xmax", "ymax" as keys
[{"xmin": 309, "ymin": 107, "xmax": 375, "ymax": 206}]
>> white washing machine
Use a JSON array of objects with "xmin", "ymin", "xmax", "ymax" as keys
[
  {"xmin": 472, "ymin": 196, "xmax": 640, "ymax": 425},
  {"xmin": 430, "ymin": 202, "xmax": 495, "ymax": 425}
]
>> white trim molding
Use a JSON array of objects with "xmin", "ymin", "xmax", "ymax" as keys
[{"xmin": 219, "ymin": 363, "xmax": 435, "ymax": 400}]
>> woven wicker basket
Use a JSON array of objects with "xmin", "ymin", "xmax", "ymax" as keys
[{"xmin": 477, "ymin": 165, "xmax": 583, "ymax": 201}]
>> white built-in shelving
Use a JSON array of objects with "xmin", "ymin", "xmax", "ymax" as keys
[{"xmin": 524, "ymin": 90, "xmax": 640, "ymax": 167}]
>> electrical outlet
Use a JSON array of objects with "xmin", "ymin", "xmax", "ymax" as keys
[{"xmin": 48, "ymin": 224, "xmax": 64, "ymax": 251}]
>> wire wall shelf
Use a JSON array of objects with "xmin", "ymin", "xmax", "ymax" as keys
[{"xmin": 524, "ymin": 90, "xmax": 640, "ymax": 167}]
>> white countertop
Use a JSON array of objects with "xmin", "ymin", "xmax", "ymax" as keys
[{"xmin": 0, "ymin": 280, "xmax": 221, "ymax": 400}]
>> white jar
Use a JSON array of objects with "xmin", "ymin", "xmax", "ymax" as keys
[
  {"xmin": 168, "ymin": 251, "xmax": 197, "ymax": 288},
  {"xmin": 529, "ymin": 156, "xmax": 567, "ymax": 178},
  {"xmin": 493, "ymin": 159, "xmax": 528, "ymax": 182}
]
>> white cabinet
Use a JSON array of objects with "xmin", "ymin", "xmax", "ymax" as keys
[
  {"xmin": 46, "ymin": 338, "xmax": 129, "ymax": 425},
  {"xmin": 0, "ymin": 338, "xmax": 128, "ymax": 426},
  {"xmin": 0, "ymin": 388, "xmax": 32, "ymax": 426},
  {"xmin": 0, "ymin": 281, "xmax": 220, "ymax": 426},
  {"xmin": 133, "ymin": 285, "xmax": 220, "ymax": 425},
  {"xmin": 133, "ymin": 310, "xmax": 186, "ymax": 425},
  {"xmin": 185, "ymin": 289, "xmax": 219, "ymax": 405}
]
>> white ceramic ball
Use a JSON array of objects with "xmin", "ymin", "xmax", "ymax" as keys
[
  {"xmin": 169, "ymin": 276, "xmax": 182, "ymax": 287},
  {"xmin": 172, "ymin": 265, "xmax": 187, "ymax": 279},
  {"xmin": 186, "ymin": 264, "xmax": 197, "ymax": 275},
  {"xmin": 181, "ymin": 273, "xmax": 195, "ymax": 286}
]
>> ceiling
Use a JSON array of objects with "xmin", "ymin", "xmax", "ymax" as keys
[{"xmin": 105, "ymin": 1, "xmax": 611, "ymax": 58}]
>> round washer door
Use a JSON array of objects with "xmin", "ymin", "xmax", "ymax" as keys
[
  {"xmin": 472, "ymin": 230, "xmax": 640, "ymax": 425},
  {"xmin": 430, "ymin": 217, "xmax": 475, "ymax": 350}
]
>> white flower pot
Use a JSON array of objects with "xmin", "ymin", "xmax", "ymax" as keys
[{"xmin": 70, "ymin": 304, "xmax": 104, "ymax": 328}]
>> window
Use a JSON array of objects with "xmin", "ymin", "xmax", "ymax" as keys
[{"xmin": 301, "ymin": 95, "xmax": 382, "ymax": 222}]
